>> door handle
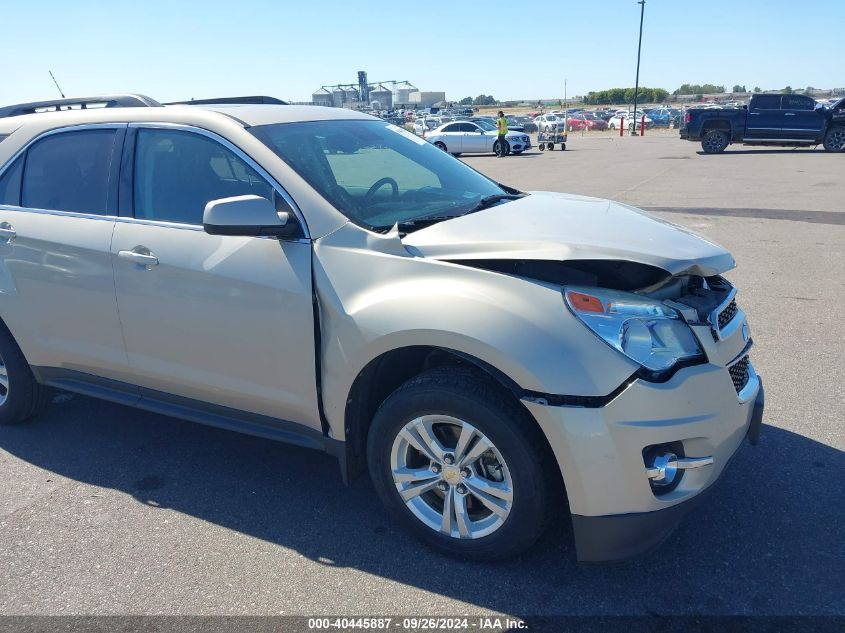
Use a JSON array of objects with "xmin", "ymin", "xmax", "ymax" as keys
[
  {"xmin": 118, "ymin": 247, "xmax": 159, "ymax": 267},
  {"xmin": 0, "ymin": 222, "xmax": 18, "ymax": 243},
  {"xmin": 0, "ymin": 223, "xmax": 16, "ymax": 242},
  {"xmin": 785, "ymin": 112, "xmax": 796, "ymax": 116},
  {"xmin": 748, "ymin": 112, "xmax": 760, "ymax": 115}
]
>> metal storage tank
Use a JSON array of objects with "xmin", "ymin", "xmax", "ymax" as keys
[
  {"xmin": 369, "ymin": 84, "xmax": 392, "ymax": 109},
  {"xmin": 344, "ymin": 87, "xmax": 359, "ymax": 104},
  {"xmin": 311, "ymin": 88, "xmax": 333, "ymax": 107},
  {"xmin": 393, "ymin": 81, "xmax": 417, "ymax": 106},
  {"xmin": 332, "ymin": 87, "xmax": 345, "ymax": 108}
]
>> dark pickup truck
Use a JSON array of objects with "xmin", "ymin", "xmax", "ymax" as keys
[{"xmin": 680, "ymin": 94, "xmax": 845, "ymax": 153}]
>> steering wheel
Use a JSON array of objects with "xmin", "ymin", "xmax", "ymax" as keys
[{"xmin": 363, "ymin": 177, "xmax": 399, "ymax": 204}]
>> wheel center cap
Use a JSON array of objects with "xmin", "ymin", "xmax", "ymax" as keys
[{"xmin": 442, "ymin": 466, "xmax": 461, "ymax": 485}]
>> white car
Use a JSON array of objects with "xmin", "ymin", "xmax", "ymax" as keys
[
  {"xmin": 425, "ymin": 120, "xmax": 531, "ymax": 155},
  {"xmin": 413, "ymin": 117, "xmax": 442, "ymax": 136},
  {"xmin": 533, "ymin": 114, "xmax": 566, "ymax": 134},
  {"xmin": 608, "ymin": 111, "xmax": 653, "ymax": 131}
]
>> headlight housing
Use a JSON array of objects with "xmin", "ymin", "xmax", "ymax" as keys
[{"xmin": 564, "ymin": 286, "xmax": 705, "ymax": 374}]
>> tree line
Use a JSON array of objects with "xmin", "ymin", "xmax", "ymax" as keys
[
  {"xmin": 581, "ymin": 87, "xmax": 669, "ymax": 105},
  {"xmin": 460, "ymin": 95, "xmax": 497, "ymax": 106}
]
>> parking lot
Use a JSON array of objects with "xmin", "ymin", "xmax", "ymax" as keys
[{"xmin": 0, "ymin": 134, "xmax": 842, "ymax": 618}]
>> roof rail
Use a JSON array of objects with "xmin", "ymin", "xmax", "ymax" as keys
[
  {"xmin": 0, "ymin": 94, "xmax": 161, "ymax": 119},
  {"xmin": 163, "ymin": 96, "xmax": 288, "ymax": 106}
]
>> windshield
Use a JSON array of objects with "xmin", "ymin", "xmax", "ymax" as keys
[{"xmin": 250, "ymin": 120, "xmax": 505, "ymax": 231}]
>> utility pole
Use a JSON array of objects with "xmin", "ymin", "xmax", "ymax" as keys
[
  {"xmin": 564, "ymin": 78, "xmax": 567, "ymax": 129},
  {"xmin": 631, "ymin": 0, "xmax": 645, "ymax": 136}
]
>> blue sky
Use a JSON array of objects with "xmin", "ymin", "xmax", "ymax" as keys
[{"xmin": 2, "ymin": 0, "xmax": 842, "ymax": 105}]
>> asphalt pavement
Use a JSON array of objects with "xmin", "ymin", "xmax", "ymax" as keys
[{"xmin": 1, "ymin": 135, "xmax": 842, "ymax": 618}]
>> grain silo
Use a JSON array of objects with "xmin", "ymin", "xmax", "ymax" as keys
[
  {"xmin": 393, "ymin": 81, "xmax": 417, "ymax": 107},
  {"xmin": 311, "ymin": 87, "xmax": 333, "ymax": 107},
  {"xmin": 343, "ymin": 87, "xmax": 359, "ymax": 104},
  {"xmin": 369, "ymin": 84, "xmax": 392, "ymax": 109},
  {"xmin": 332, "ymin": 87, "xmax": 345, "ymax": 108}
]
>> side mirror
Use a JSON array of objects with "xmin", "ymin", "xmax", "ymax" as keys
[{"xmin": 203, "ymin": 195, "xmax": 300, "ymax": 239}]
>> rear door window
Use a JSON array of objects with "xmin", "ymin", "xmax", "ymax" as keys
[
  {"xmin": 21, "ymin": 129, "xmax": 118, "ymax": 214},
  {"xmin": 753, "ymin": 95, "xmax": 783, "ymax": 110}
]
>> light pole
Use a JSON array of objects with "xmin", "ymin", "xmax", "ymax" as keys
[{"xmin": 631, "ymin": 0, "xmax": 645, "ymax": 135}]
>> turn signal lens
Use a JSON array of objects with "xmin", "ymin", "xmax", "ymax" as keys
[{"xmin": 565, "ymin": 291, "xmax": 605, "ymax": 313}]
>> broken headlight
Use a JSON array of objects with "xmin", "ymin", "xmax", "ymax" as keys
[{"xmin": 564, "ymin": 286, "xmax": 704, "ymax": 373}]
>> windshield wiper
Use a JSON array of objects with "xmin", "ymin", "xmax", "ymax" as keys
[
  {"xmin": 379, "ymin": 193, "xmax": 526, "ymax": 234},
  {"xmin": 463, "ymin": 193, "xmax": 525, "ymax": 215}
]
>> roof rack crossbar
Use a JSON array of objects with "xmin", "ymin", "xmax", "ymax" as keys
[{"xmin": 0, "ymin": 94, "xmax": 161, "ymax": 119}]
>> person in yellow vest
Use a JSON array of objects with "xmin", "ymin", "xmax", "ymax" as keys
[{"xmin": 496, "ymin": 110, "xmax": 509, "ymax": 157}]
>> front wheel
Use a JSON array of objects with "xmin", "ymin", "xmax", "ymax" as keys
[
  {"xmin": 823, "ymin": 126, "xmax": 845, "ymax": 152},
  {"xmin": 367, "ymin": 369, "xmax": 553, "ymax": 560},
  {"xmin": 701, "ymin": 129, "xmax": 729, "ymax": 154}
]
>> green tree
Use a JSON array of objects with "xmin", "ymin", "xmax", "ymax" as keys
[
  {"xmin": 673, "ymin": 83, "xmax": 725, "ymax": 95},
  {"xmin": 753, "ymin": 86, "xmax": 761, "ymax": 93},
  {"xmin": 472, "ymin": 95, "xmax": 496, "ymax": 105},
  {"xmin": 732, "ymin": 84, "xmax": 747, "ymax": 93},
  {"xmin": 783, "ymin": 86, "xmax": 793, "ymax": 94},
  {"xmin": 459, "ymin": 96, "xmax": 473, "ymax": 105}
]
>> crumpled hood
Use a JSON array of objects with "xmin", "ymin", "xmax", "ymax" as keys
[{"xmin": 401, "ymin": 192, "xmax": 735, "ymax": 276}]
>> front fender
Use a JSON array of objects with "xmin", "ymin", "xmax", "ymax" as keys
[{"xmin": 313, "ymin": 223, "xmax": 637, "ymax": 440}]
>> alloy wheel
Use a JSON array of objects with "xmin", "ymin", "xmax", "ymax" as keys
[
  {"xmin": 390, "ymin": 415, "xmax": 513, "ymax": 539},
  {"xmin": 0, "ymin": 353, "xmax": 8, "ymax": 406}
]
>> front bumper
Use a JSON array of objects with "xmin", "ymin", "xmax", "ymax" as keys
[
  {"xmin": 523, "ymin": 361, "xmax": 764, "ymax": 562},
  {"xmin": 507, "ymin": 138, "xmax": 532, "ymax": 152}
]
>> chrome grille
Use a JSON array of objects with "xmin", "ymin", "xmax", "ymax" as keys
[
  {"xmin": 717, "ymin": 299, "xmax": 738, "ymax": 330},
  {"xmin": 728, "ymin": 355, "xmax": 750, "ymax": 393}
]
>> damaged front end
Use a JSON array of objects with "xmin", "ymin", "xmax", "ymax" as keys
[{"xmin": 447, "ymin": 257, "xmax": 745, "ymax": 385}]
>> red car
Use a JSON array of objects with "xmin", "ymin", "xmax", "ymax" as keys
[
  {"xmin": 566, "ymin": 115, "xmax": 588, "ymax": 131},
  {"xmin": 569, "ymin": 113, "xmax": 608, "ymax": 131}
]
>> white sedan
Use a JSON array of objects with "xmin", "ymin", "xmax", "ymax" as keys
[
  {"xmin": 425, "ymin": 120, "xmax": 531, "ymax": 155},
  {"xmin": 533, "ymin": 113, "xmax": 566, "ymax": 134},
  {"xmin": 607, "ymin": 111, "xmax": 653, "ymax": 131},
  {"xmin": 412, "ymin": 117, "xmax": 443, "ymax": 135}
]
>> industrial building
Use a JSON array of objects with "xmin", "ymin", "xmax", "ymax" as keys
[{"xmin": 311, "ymin": 72, "xmax": 443, "ymax": 110}]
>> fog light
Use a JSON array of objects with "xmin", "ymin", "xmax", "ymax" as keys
[
  {"xmin": 649, "ymin": 452, "xmax": 679, "ymax": 485},
  {"xmin": 643, "ymin": 443, "xmax": 714, "ymax": 496}
]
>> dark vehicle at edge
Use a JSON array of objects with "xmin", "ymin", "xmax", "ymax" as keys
[{"xmin": 680, "ymin": 93, "xmax": 845, "ymax": 153}]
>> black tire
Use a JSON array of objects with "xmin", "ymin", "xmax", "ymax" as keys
[
  {"xmin": 367, "ymin": 368, "xmax": 554, "ymax": 560},
  {"xmin": 493, "ymin": 140, "xmax": 510, "ymax": 156},
  {"xmin": 609, "ymin": 123, "xmax": 616, "ymax": 130},
  {"xmin": 433, "ymin": 142, "xmax": 447, "ymax": 152},
  {"xmin": 548, "ymin": 143, "xmax": 554, "ymax": 151},
  {"xmin": 561, "ymin": 143, "xmax": 566, "ymax": 151},
  {"xmin": 823, "ymin": 126, "xmax": 845, "ymax": 152},
  {"xmin": 0, "ymin": 323, "xmax": 46, "ymax": 426},
  {"xmin": 701, "ymin": 129, "xmax": 729, "ymax": 154},
  {"xmin": 538, "ymin": 143, "xmax": 545, "ymax": 151}
]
